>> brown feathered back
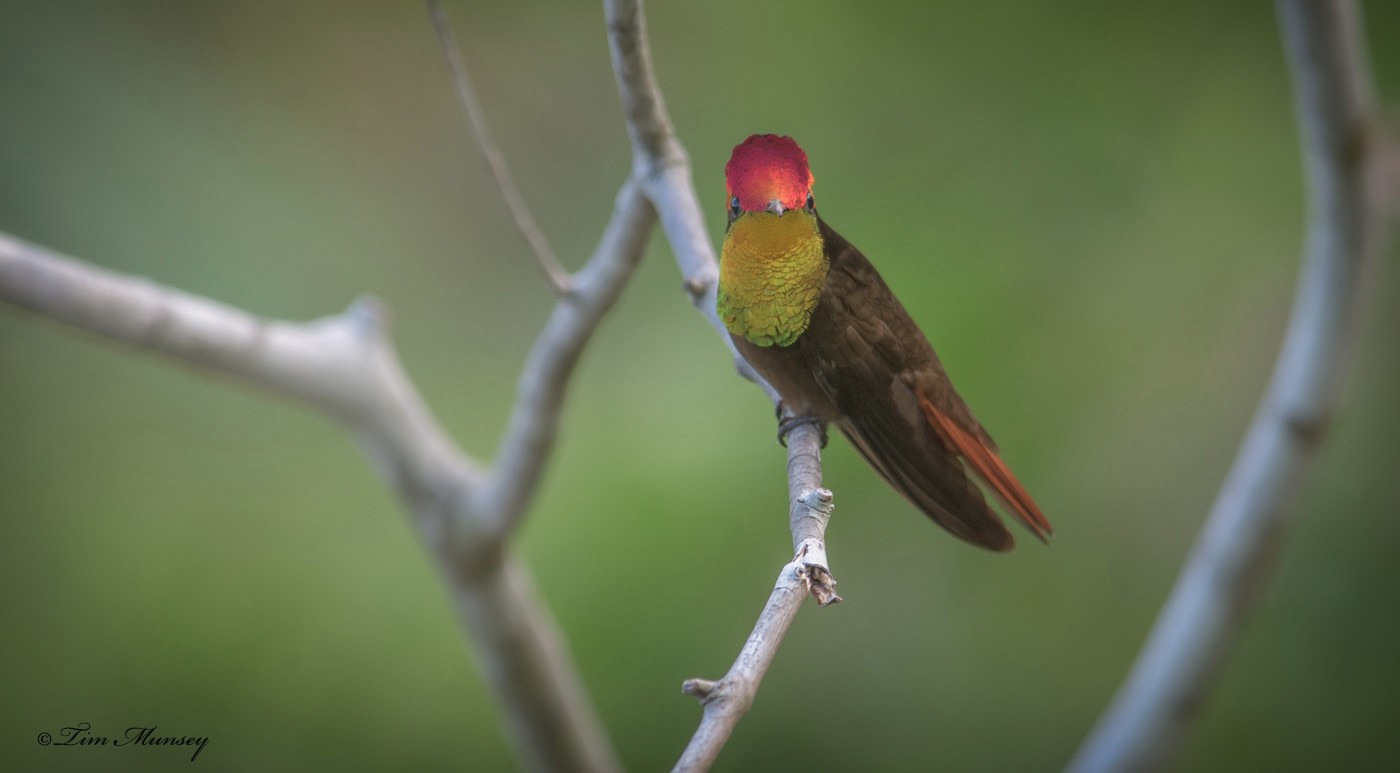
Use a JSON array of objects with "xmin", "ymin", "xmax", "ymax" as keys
[{"xmin": 795, "ymin": 219, "xmax": 1051, "ymax": 551}]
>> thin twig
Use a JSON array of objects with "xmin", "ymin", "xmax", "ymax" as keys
[
  {"xmin": 1070, "ymin": 1, "xmax": 1390, "ymax": 770},
  {"xmin": 477, "ymin": 180, "xmax": 655, "ymax": 536},
  {"xmin": 673, "ymin": 423, "xmax": 836, "ymax": 772},
  {"xmin": 428, "ymin": 0, "xmax": 573, "ymax": 295}
]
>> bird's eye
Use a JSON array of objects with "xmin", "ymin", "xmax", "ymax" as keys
[
  {"xmin": 805, "ymin": 193, "xmax": 814, "ymax": 211},
  {"xmin": 729, "ymin": 196, "xmax": 741, "ymax": 215}
]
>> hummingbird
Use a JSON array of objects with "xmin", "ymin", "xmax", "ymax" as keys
[{"xmin": 717, "ymin": 134, "xmax": 1051, "ymax": 551}]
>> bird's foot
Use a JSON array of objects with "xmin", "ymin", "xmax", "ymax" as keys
[{"xmin": 776, "ymin": 406, "xmax": 828, "ymax": 449}]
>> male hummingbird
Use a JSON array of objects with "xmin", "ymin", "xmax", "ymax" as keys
[{"xmin": 717, "ymin": 134, "xmax": 1051, "ymax": 551}]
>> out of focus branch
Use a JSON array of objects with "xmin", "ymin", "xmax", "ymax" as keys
[
  {"xmin": 2, "ymin": 1, "xmax": 844, "ymax": 770},
  {"xmin": 1071, "ymin": 1, "xmax": 1394, "ymax": 770},
  {"xmin": 0, "ymin": 232, "xmax": 485, "ymax": 509},
  {"xmin": 428, "ymin": 0, "xmax": 572, "ymax": 295},
  {"xmin": 477, "ymin": 181, "xmax": 653, "ymax": 538},
  {"xmin": 0, "ymin": 169, "xmax": 646, "ymax": 770},
  {"xmin": 602, "ymin": 1, "xmax": 838, "ymax": 768}
]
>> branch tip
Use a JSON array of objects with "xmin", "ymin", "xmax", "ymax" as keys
[
  {"xmin": 796, "ymin": 541, "xmax": 841, "ymax": 607},
  {"xmin": 343, "ymin": 295, "xmax": 390, "ymax": 337},
  {"xmin": 807, "ymin": 572, "xmax": 842, "ymax": 607},
  {"xmin": 681, "ymin": 678, "xmax": 718, "ymax": 700}
]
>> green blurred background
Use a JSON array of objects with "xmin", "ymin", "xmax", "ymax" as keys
[{"xmin": 2, "ymin": 1, "xmax": 1397, "ymax": 771}]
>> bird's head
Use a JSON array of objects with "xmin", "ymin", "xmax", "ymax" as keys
[{"xmin": 724, "ymin": 134, "xmax": 815, "ymax": 223}]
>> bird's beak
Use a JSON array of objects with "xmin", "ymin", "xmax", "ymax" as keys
[{"xmin": 765, "ymin": 199, "xmax": 786, "ymax": 216}]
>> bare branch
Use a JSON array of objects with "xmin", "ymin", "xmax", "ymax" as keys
[
  {"xmin": 601, "ymin": 2, "xmax": 836, "ymax": 765},
  {"xmin": 0, "ymin": 230, "xmax": 623, "ymax": 772},
  {"xmin": 0, "ymin": 231, "xmax": 485, "ymax": 506},
  {"xmin": 603, "ymin": 0, "xmax": 778, "ymax": 402},
  {"xmin": 477, "ymin": 181, "xmax": 655, "ymax": 536},
  {"xmin": 674, "ymin": 566, "xmax": 813, "ymax": 772},
  {"xmin": 602, "ymin": 0, "xmax": 681, "ymax": 172},
  {"xmin": 673, "ymin": 423, "xmax": 835, "ymax": 772},
  {"xmin": 428, "ymin": 0, "xmax": 573, "ymax": 295},
  {"xmin": 1070, "ymin": 2, "xmax": 1391, "ymax": 770},
  {"xmin": 447, "ymin": 550, "xmax": 619, "ymax": 773},
  {"xmin": 603, "ymin": 0, "xmax": 827, "ymax": 569},
  {"xmin": 4, "ymin": 2, "xmax": 835, "ymax": 769}
]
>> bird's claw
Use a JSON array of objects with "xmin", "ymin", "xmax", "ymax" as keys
[{"xmin": 777, "ymin": 413, "xmax": 828, "ymax": 449}]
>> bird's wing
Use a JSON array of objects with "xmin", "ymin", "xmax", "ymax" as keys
[{"xmin": 804, "ymin": 220, "xmax": 1051, "ymax": 549}]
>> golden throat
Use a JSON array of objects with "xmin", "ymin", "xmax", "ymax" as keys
[{"xmin": 717, "ymin": 210, "xmax": 828, "ymax": 347}]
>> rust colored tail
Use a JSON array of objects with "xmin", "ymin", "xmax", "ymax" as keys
[{"xmin": 918, "ymin": 393, "xmax": 1053, "ymax": 543}]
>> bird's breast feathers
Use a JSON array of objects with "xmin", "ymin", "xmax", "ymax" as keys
[{"xmin": 717, "ymin": 211, "xmax": 829, "ymax": 347}]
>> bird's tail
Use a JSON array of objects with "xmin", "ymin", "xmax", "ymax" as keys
[{"xmin": 917, "ymin": 391, "xmax": 1053, "ymax": 544}]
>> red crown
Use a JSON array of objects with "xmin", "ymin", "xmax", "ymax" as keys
[{"xmin": 725, "ymin": 134, "xmax": 813, "ymax": 212}]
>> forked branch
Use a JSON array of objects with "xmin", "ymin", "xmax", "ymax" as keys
[{"xmin": 0, "ymin": 177, "xmax": 649, "ymax": 772}]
